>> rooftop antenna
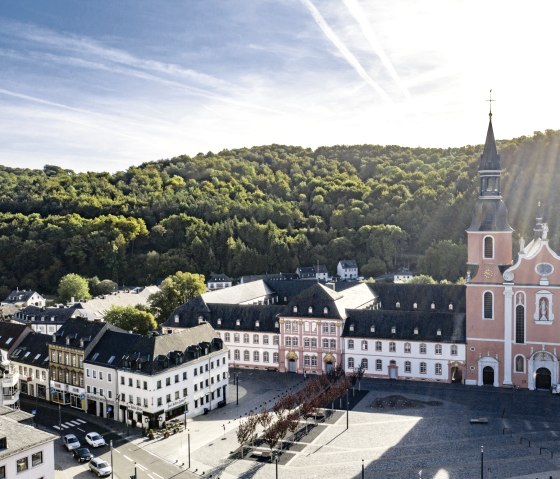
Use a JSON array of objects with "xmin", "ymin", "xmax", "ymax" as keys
[{"xmin": 486, "ymin": 89, "xmax": 495, "ymax": 120}]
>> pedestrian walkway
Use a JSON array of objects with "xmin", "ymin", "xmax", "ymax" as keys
[{"xmin": 52, "ymin": 418, "xmax": 87, "ymax": 430}]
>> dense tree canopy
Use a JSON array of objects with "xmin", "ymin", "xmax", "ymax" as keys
[
  {"xmin": 58, "ymin": 273, "xmax": 91, "ymax": 303},
  {"xmin": 0, "ymin": 129, "xmax": 559, "ymax": 293},
  {"xmin": 104, "ymin": 305, "xmax": 157, "ymax": 335}
]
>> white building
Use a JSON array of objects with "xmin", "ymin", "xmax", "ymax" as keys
[
  {"xmin": 0, "ymin": 406, "xmax": 56, "ymax": 479},
  {"xmin": 337, "ymin": 260, "xmax": 359, "ymax": 280},
  {"xmin": 0, "ymin": 322, "xmax": 31, "ymax": 408},
  {"xmin": 207, "ymin": 274, "xmax": 233, "ymax": 290},
  {"xmin": 1, "ymin": 290, "xmax": 46, "ymax": 309},
  {"xmin": 85, "ymin": 323, "xmax": 228, "ymax": 429}
]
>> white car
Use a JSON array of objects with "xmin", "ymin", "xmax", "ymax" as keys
[
  {"xmin": 85, "ymin": 432, "xmax": 106, "ymax": 448},
  {"xmin": 63, "ymin": 434, "xmax": 81, "ymax": 451},
  {"xmin": 89, "ymin": 457, "xmax": 112, "ymax": 477}
]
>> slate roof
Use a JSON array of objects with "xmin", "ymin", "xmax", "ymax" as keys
[
  {"xmin": 85, "ymin": 330, "xmax": 142, "ymax": 368},
  {"xmin": 208, "ymin": 274, "xmax": 232, "ymax": 283},
  {"xmin": 9, "ymin": 332, "xmax": 50, "ymax": 367},
  {"xmin": 338, "ymin": 260, "xmax": 358, "ymax": 269},
  {"xmin": 0, "ymin": 409, "xmax": 56, "ymax": 459},
  {"xmin": 120, "ymin": 323, "xmax": 224, "ymax": 375},
  {"xmin": 240, "ymin": 273, "xmax": 299, "ymax": 283},
  {"xmin": 263, "ymin": 279, "xmax": 321, "ymax": 303},
  {"xmin": 367, "ymin": 283, "xmax": 466, "ymax": 312},
  {"xmin": 14, "ymin": 305, "xmax": 84, "ymax": 325},
  {"xmin": 2, "ymin": 289, "xmax": 38, "ymax": 304},
  {"xmin": 286, "ymin": 283, "xmax": 376, "ymax": 319},
  {"xmin": 0, "ymin": 322, "xmax": 30, "ymax": 352},
  {"xmin": 201, "ymin": 280, "xmax": 275, "ymax": 304},
  {"xmin": 166, "ymin": 302, "xmax": 285, "ymax": 332},
  {"xmin": 51, "ymin": 317, "xmax": 111, "ymax": 349},
  {"xmin": 342, "ymin": 309, "xmax": 466, "ymax": 343}
]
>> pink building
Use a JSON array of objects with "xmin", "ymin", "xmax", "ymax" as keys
[{"xmin": 466, "ymin": 112, "xmax": 560, "ymax": 390}]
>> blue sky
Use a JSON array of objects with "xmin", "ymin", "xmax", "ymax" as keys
[{"xmin": 2, "ymin": 1, "xmax": 560, "ymax": 172}]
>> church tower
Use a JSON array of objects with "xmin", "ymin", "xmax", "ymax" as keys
[{"xmin": 465, "ymin": 106, "xmax": 514, "ymax": 387}]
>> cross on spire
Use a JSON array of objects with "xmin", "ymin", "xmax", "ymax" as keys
[{"xmin": 486, "ymin": 89, "xmax": 495, "ymax": 119}]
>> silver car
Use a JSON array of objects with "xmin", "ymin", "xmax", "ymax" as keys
[
  {"xmin": 89, "ymin": 457, "xmax": 112, "ymax": 477},
  {"xmin": 63, "ymin": 434, "xmax": 81, "ymax": 451}
]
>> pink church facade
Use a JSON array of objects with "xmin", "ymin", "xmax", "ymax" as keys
[{"xmin": 466, "ymin": 115, "xmax": 560, "ymax": 390}]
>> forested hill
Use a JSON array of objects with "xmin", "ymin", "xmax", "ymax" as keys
[{"xmin": 2, "ymin": 128, "xmax": 560, "ymax": 295}]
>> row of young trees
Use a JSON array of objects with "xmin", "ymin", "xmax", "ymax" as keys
[{"xmin": 236, "ymin": 368, "xmax": 356, "ymax": 460}]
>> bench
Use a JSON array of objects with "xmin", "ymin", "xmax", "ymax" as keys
[{"xmin": 470, "ymin": 417, "xmax": 489, "ymax": 424}]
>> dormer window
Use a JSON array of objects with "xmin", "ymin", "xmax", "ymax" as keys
[
  {"xmin": 448, "ymin": 303, "xmax": 453, "ymax": 311},
  {"xmin": 437, "ymin": 329, "xmax": 442, "ymax": 336},
  {"xmin": 65, "ymin": 337, "xmax": 70, "ymax": 345},
  {"xmin": 413, "ymin": 303, "xmax": 417, "ymax": 309},
  {"xmin": 349, "ymin": 324, "xmax": 355, "ymax": 332},
  {"xmin": 275, "ymin": 321, "xmax": 279, "ymax": 329},
  {"xmin": 52, "ymin": 333, "xmax": 56, "ymax": 343},
  {"xmin": 414, "ymin": 327, "xmax": 419, "ymax": 335},
  {"xmin": 431, "ymin": 303, "xmax": 435, "ymax": 310},
  {"xmin": 323, "ymin": 307, "xmax": 328, "ymax": 315},
  {"xmin": 308, "ymin": 306, "xmax": 313, "ymax": 314},
  {"xmin": 217, "ymin": 318, "xmax": 222, "ymax": 325},
  {"xmin": 198, "ymin": 315, "xmax": 204, "ymax": 324},
  {"xmin": 174, "ymin": 314, "xmax": 179, "ymax": 323},
  {"xmin": 293, "ymin": 306, "xmax": 298, "ymax": 313},
  {"xmin": 255, "ymin": 320, "xmax": 260, "ymax": 328},
  {"xmin": 370, "ymin": 325, "xmax": 375, "ymax": 333},
  {"xmin": 396, "ymin": 302, "xmax": 400, "ymax": 309},
  {"xmin": 236, "ymin": 319, "xmax": 240, "ymax": 326},
  {"xmin": 391, "ymin": 326, "xmax": 396, "ymax": 334}
]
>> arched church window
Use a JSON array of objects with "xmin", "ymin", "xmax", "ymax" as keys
[
  {"xmin": 515, "ymin": 305, "xmax": 525, "ymax": 343},
  {"xmin": 483, "ymin": 292, "xmax": 493, "ymax": 319},
  {"xmin": 484, "ymin": 236, "xmax": 494, "ymax": 259},
  {"xmin": 514, "ymin": 355, "xmax": 525, "ymax": 373}
]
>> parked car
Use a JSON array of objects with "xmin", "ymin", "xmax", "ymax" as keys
[
  {"xmin": 85, "ymin": 432, "xmax": 106, "ymax": 448},
  {"xmin": 63, "ymin": 434, "xmax": 81, "ymax": 451},
  {"xmin": 89, "ymin": 457, "xmax": 112, "ymax": 477},
  {"xmin": 73, "ymin": 447, "xmax": 93, "ymax": 463}
]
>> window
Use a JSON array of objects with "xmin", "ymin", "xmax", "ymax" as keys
[
  {"xmin": 311, "ymin": 338, "xmax": 317, "ymax": 348},
  {"xmin": 166, "ymin": 377, "xmax": 171, "ymax": 386},
  {"xmin": 304, "ymin": 337, "xmax": 310, "ymax": 348},
  {"xmin": 243, "ymin": 350, "xmax": 249, "ymax": 361},
  {"xmin": 263, "ymin": 351, "xmax": 270, "ymax": 362},
  {"xmin": 311, "ymin": 356, "xmax": 317, "ymax": 366},
  {"xmin": 516, "ymin": 304, "xmax": 525, "ymax": 343},
  {"xmin": 128, "ymin": 378, "xmax": 132, "ymax": 387},
  {"xmin": 120, "ymin": 376, "xmax": 125, "ymax": 385},
  {"xmin": 273, "ymin": 352, "xmax": 279, "ymax": 363},
  {"xmin": 273, "ymin": 336, "xmax": 279, "ymax": 345},
  {"xmin": 166, "ymin": 394, "xmax": 171, "ymax": 403},
  {"xmin": 348, "ymin": 357, "xmax": 354, "ymax": 368},
  {"xmin": 175, "ymin": 374, "xmax": 180, "ymax": 383},
  {"xmin": 420, "ymin": 362, "xmax": 427, "ymax": 374},
  {"xmin": 292, "ymin": 306, "xmax": 298, "ymax": 314},
  {"xmin": 420, "ymin": 343, "xmax": 427, "ymax": 354},
  {"xmin": 99, "ymin": 371, "xmax": 103, "ymax": 380},
  {"xmin": 234, "ymin": 350, "xmax": 240, "ymax": 361},
  {"xmin": 285, "ymin": 337, "xmax": 292, "ymax": 347},
  {"xmin": 435, "ymin": 363, "xmax": 442, "ymax": 375},
  {"xmin": 253, "ymin": 334, "xmax": 259, "ymax": 344},
  {"xmin": 243, "ymin": 333, "xmax": 249, "ymax": 343},
  {"xmin": 234, "ymin": 333, "xmax": 240, "ymax": 343},
  {"xmin": 285, "ymin": 322, "xmax": 291, "ymax": 332},
  {"xmin": 361, "ymin": 340, "xmax": 368, "ymax": 351},
  {"xmin": 484, "ymin": 236, "xmax": 494, "ymax": 259},
  {"xmin": 404, "ymin": 343, "xmax": 411, "ymax": 354},
  {"xmin": 329, "ymin": 339, "xmax": 335, "ymax": 349},
  {"xmin": 108, "ymin": 373, "xmax": 112, "ymax": 382},
  {"xmin": 375, "ymin": 359, "xmax": 382, "ymax": 371},
  {"xmin": 253, "ymin": 351, "xmax": 259, "ymax": 362},
  {"xmin": 157, "ymin": 397, "xmax": 162, "ymax": 406},
  {"xmin": 375, "ymin": 341, "xmax": 382, "ymax": 352},
  {"xmin": 515, "ymin": 355, "xmax": 525, "ymax": 373},
  {"xmin": 322, "ymin": 339, "xmax": 329, "ymax": 349},
  {"xmin": 304, "ymin": 355, "xmax": 310, "ymax": 366},
  {"xmin": 404, "ymin": 361, "xmax": 411, "ymax": 373},
  {"xmin": 348, "ymin": 339, "xmax": 354, "ymax": 349},
  {"xmin": 435, "ymin": 344, "xmax": 442, "ymax": 355},
  {"xmin": 483, "ymin": 291, "xmax": 493, "ymax": 319},
  {"xmin": 86, "ymin": 368, "xmax": 90, "ymax": 377},
  {"xmin": 183, "ymin": 372, "xmax": 187, "ymax": 380},
  {"xmin": 389, "ymin": 342, "xmax": 396, "ymax": 353},
  {"xmin": 157, "ymin": 380, "xmax": 162, "ymax": 389},
  {"xmin": 451, "ymin": 345, "xmax": 458, "ymax": 356},
  {"xmin": 16, "ymin": 457, "xmax": 28, "ymax": 472},
  {"xmin": 330, "ymin": 323, "xmax": 336, "ymax": 333},
  {"xmin": 0, "ymin": 466, "xmax": 4, "ymax": 479},
  {"xmin": 263, "ymin": 335, "xmax": 269, "ymax": 344},
  {"xmin": 293, "ymin": 337, "xmax": 299, "ymax": 347},
  {"xmin": 224, "ymin": 332, "xmax": 230, "ymax": 342}
]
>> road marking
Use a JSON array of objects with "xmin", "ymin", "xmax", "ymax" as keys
[
  {"xmin": 76, "ymin": 419, "xmax": 86, "ymax": 424},
  {"xmin": 60, "ymin": 424, "xmax": 69, "ymax": 429},
  {"xmin": 123, "ymin": 455, "xmax": 132, "ymax": 462},
  {"xmin": 137, "ymin": 464, "xmax": 147, "ymax": 472},
  {"xmin": 77, "ymin": 427, "xmax": 85, "ymax": 432},
  {"xmin": 153, "ymin": 473, "xmax": 163, "ymax": 479},
  {"xmin": 53, "ymin": 425, "xmax": 60, "ymax": 430},
  {"xmin": 113, "ymin": 449, "xmax": 121, "ymax": 455},
  {"xmin": 68, "ymin": 420, "xmax": 81, "ymax": 426}
]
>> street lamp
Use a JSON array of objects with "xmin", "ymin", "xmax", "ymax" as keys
[
  {"xmin": 110, "ymin": 440, "xmax": 114, "ymax": 479},
  {"xmin": 346, "ymin": 388, "xmax": 349, "ymax": 430},
  {"xmin": 187, "ymin": 430, "xmax": 191, "ymax": 469},
  {"xmin": 236, "ymin": 373, "xmax": 239, "ymax": 405},
  {"xmin": 480, "ymin": 446, "xmax": 484, "ymax": 479}
]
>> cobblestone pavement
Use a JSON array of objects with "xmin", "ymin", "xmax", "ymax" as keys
[{"xmin": 128, "ymin": 372, "xmax": 560, "ymax": 479}]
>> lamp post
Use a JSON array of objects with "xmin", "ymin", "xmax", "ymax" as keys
[
  {"xmin": 187, "ymin": 431, "xmax": 191, "ymax": 468},
  {"xmin": 236, "ymin": 373, "xmax": 239, "ymax": 406},
  {"xmin": 346, "ymin": 388, "xmax": 349, "ymax": 430},
  {"xmin": 184, "ymin": 406, "xmax": 187, "ymax": 429},
  {"xmin": 361, "ymin": 459, "xmax": 364, "ymax": 479},
  {"xmin": 110, "ymin": 440, "xmax": 114, "ymax": 479},
  {"xmin": 480, "ymin": 446, "xmax": 484, "ymax": 479},
  {"xmin": 275, "ymin": 457, "xmax": 278, "ymax": 479}
]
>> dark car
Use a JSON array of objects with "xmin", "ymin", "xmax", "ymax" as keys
[{"xmin": 73, "ymin": 447, "xmax": 93, "ymax": 463}]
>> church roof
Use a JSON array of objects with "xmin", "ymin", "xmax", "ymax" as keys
[{"xmin": 480, "ymin": 119, "xmax": 501, "ymax": 171}]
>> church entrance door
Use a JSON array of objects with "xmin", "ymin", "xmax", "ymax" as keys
[
  {"xmin": 288, "ymin": 359, "xmax": 296, "ymax": 373},
  {"xmin": 482, "ymin": 366, "xmax": 494, "ymax": 385},
  {"xmin": 451, "ymin": 366, "xmax": 462, "ymax": 384},
  {"xmin": 536, "ymin": 367, "xmax": 552, "ymax": 390},
  {"xmin": 325, "ymin": 362, "xmax": 333, "ymax": 374}
]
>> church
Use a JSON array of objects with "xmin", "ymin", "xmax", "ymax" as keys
[{"xmin": 465, "ymin": 110, "xmax": 560, "ymax": 390}]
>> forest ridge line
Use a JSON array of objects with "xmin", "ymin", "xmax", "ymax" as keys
[{"xmin": 2, "ymin": 129, "xmax": 560, "ymax": 295}]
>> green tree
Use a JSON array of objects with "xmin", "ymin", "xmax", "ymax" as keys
[
  {"xmin": 58, "ymin": 273, "xmax": 91, "ymax": 303},
  {"xmin": 104, "ymin": 305, "xmax": 157, "ymax": 335},
  {"xmin": 407, "ymin": 274, "xmax": 437, "ymax": 284},
  {"xmin": 148, "ymin": 271, "xmax": 206, "ymax": 323},
  {"xmin": 418, "ymin": 240, "xmax": 466, "ymax": 282}
]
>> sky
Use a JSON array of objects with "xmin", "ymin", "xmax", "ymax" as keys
[{"xmin": 2, "ymin": 0, "xmax": 560, "ymax": 172}]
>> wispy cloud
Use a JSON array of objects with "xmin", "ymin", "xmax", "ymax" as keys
[
  {"xmin": 300, "ymin": 0, "xmax": 392, "ymax": 103},
  {"xmin": 342, "ymin": 0, "xmax": 410, "ymax": 100}
]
